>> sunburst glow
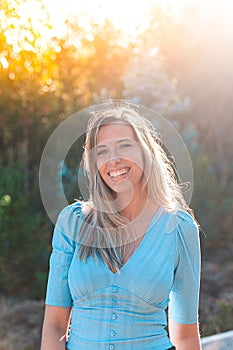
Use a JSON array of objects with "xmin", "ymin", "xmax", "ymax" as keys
[{"xmin": 1, "ymin": 0, "xmax": 192, "ymax": 53}]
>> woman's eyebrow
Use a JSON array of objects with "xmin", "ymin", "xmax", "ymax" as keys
[
  {"xmin": 96, "ymin": 138, "xmax": 133, "ymax": 148},
  {"xmin": 96, "ymin": 144, "xmax": 107, "ymax": 149},
  {"xmin": 117, "ymin": 138, "xmax": 132, "ymax": 143}
]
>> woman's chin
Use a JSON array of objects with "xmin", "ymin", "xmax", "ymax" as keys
[{"xmin": 110, "ymin": 180, "xmax": 134, "ymax": 194}]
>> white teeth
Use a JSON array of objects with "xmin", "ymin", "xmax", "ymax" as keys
[{"xmin": 109, "ymin": 168, "xmax": 129, "ymax": 178}]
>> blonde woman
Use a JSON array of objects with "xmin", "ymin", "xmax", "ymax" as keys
[{"xmin": 41, "ymin": 103, "xmax": 201, "ymax": 350}]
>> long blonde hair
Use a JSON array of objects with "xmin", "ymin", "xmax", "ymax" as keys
[{"xmin": 78, "ymin": 102, "xmax": 190, "ymax": 272}]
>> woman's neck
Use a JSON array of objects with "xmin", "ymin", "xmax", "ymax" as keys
[{"xmin": 117, "ymin": 188, "xmax": 152, "ymax": 221}]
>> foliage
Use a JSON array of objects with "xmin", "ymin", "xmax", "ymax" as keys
[
  {"xmin": 0, "ymin": 164, "xmax": 50, "ymax": 298},
  {"xmin": 122, "ymin": 48, "xmax": 189, "ymax": 117},
  {"xmin": 190, "ymin": 150, "xmax": 233, "ymax": 257}
]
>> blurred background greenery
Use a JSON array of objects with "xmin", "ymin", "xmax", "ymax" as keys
[{"xmin": 0, "ymin": 0, "xmax": 233, "ymax": 348}]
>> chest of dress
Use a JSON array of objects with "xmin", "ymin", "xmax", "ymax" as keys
[{"xmin": 68, "ymin": 228, "xmax": 177, "ymax": 308}]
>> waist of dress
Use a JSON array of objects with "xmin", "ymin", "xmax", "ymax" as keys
[
  {"xmin": 67, "ymin": 333, "xmax": 173, "ymax": 350},
  {"xmin": 66, "ymin": 306, "xmax": 172, "ymax": 349}
]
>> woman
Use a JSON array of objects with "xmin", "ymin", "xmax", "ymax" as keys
[{"xmin": 41, "ymin": 103, "xmax": 201, "ymax": 350}]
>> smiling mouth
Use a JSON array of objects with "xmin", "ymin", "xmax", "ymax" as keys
[{"xmin": 108, "ymin": 167, "xmax": 130, "ymax": 180}]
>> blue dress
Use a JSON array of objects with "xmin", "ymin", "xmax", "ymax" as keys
[{"xmin": 45, "ymin": 202, "xmax": 201, "ymax": 350}]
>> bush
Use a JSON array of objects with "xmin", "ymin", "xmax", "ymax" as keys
[
  {"xmin": 0, "ymin": 164, "xmax": 50, "ymax": 298},
  {"xmin": 190, "ymin": 152, "xmax": 233, "ymax": 256}
]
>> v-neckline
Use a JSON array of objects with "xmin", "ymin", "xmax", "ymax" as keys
[{"xmin": 105, "ymin": 206, "xmax": 164, "ymax": 275}]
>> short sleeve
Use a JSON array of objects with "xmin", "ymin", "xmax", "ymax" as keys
[
  {"xmin": 45, "ymin": 204, "xmax": 81, "ymax": 307},
  {"xmin": 168, "ymin": 211, "xmax": 201, "ymax": 324}
]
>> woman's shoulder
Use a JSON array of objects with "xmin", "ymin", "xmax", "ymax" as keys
[
  {"xmin": 162, "ymin": 208, "xmax": 199, "ymax": 236},
  {"xmin": 54, "ymin": 201, "xmax": 91, "ymax": 243},
  {"xmin": 58, "ymin": 200, "xmax": 91, "ymax": 219}
]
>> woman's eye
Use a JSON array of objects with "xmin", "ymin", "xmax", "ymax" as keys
[
  {"xmin": 119, "ymin": 143, "xmax": 132, "ymax": 149},
  {"xmin": 96, "ymin": 149, "xmax": 108, "ymax": 156}
]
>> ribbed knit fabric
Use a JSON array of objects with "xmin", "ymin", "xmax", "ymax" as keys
[{"xmin": 45, "ymin": 202, "xmax": 201, "ymax": 350}]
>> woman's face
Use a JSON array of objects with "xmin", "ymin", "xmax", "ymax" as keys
[{"xmin": 95, "ymin": 122, "xmax": 145, "ymax": 194}]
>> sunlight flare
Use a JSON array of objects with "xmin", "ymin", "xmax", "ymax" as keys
[{"xmin": 0, "ymin": 0, "xmax": 192, "ymax": 54}]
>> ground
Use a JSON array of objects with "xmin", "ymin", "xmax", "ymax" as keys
[{"xmin": 0, "ymin": 298, "xmax": 44, "ymax": 350}]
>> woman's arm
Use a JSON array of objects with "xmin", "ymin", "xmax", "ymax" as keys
[
  {"xmin": 168, "ymin": 320, "xmax": 202, "ymax": 350},
  {"xmin": 41, "ymin": 305, "xmax": 71, "ymax": 350}
]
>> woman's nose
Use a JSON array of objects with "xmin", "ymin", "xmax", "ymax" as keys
[{"xmin": 108, "ymin": 148, "xmax": 120, "ymax": 163}]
